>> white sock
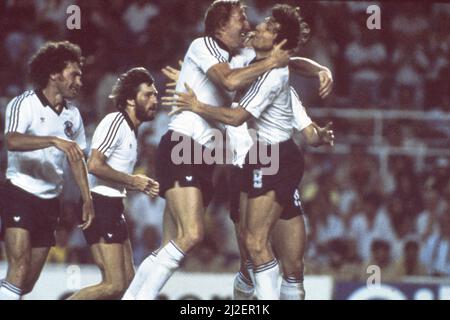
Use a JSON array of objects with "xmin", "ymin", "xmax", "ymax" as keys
[
  {"xmin": 122, "ymin": 252, "xmax": 157, "ymax": 300},
  {"xmin": 281, "ymin": 276, "xmax": 305, "ymax": 300},
  {"xmin": 135, "ymin": 241, "xmax": 185, "ymax": 300},
  {"xmin": 245, "ymin": 259, "xmax": 256, "ymax": 285},
  {"xmin": 233, "ymin": 271, "xmax": 254, "ymax": 300},
  {"xmin": 0, "ymin": 281, "xmax": 22, "ymax": 300},
  {"xmin": 254, "ymin": 259, "xmax": 280, "ymax": 300}
]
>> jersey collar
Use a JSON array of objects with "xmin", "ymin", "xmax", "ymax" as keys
[
  {"xmin": 212, "ymin": 36, "xmax": 235, "ymax": 62},
  {"xmin": 121, "ymin": 111, "xmax": 138, "ymax": 138},
  {"xmin": 35, "ymin": 90, "xmax": 68, "ymax": 115}
]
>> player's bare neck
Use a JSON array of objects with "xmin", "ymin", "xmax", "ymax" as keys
[
  {"xmin": 255, "ymin": 49, "xmax": 271, "ymax": 61},
  {"xmin": 42, "ymin": 87, "xmax": 64, "ymax": 111}
]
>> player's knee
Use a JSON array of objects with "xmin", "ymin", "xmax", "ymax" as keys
[
  {"xmin": 282, "ymin": 259, "xmax": 304, "ymax": 277},
  {"xmin": 244, "ymin": 233, "xmax": 266, "ymax": 257},
  {"xmin": 181, "ymin": 228, "xmax": 204, "ymax": 250},
  {"xmin": 104, "ymin": 281, "xmax": 127, "ymax": 298}
]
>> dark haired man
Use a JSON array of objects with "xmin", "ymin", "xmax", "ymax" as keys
[
  {"xmin": 0, "ymin": 41, "xmax": 94, "ymax": 299},
  {"xmin": 68, "ymin": 67, "xmax": 160, "ymax": 300},
  {"xmin": 163, "ymin": 4, "xmax": 330, "ymax": 299}
]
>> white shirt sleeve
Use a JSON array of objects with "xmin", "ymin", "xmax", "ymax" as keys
[
  {"xmin": 290, "ymin": 87, "xmax": 312, "ymax": 131},
  {"xmin": 91, "ymin": 113, "xmax": 125, "ymax": 158},
  {"xmin": 189, "ymin": 37, "xmax": 229, "ymax": 74},
  {"xmin": 72, "ymin": 108, "xmax": 87, "ymax": 151},
  {"xmin": 4, "ymin": 94, "xmax": 32, "ymax": 134},
  {"xmin": 239, "ymin": 70, "xmax": 283, "ymax": 119}
]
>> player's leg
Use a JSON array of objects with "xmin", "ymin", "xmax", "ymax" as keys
[
  {"xmin": 68, "ymin": 241, "xmax": 128, "ymax": 300},
  {"xmin": 244, "ymin": 191, "xmax": 283, "ymax": 300},
  {"xmin": 21, "ymin": 247, "xmax": 51, "ymax": 296},
  {"xmin": 0, "ymin": 228, "xmax": 30, "ymax": 299},
  {"xmin": 134, "ymin": 184, "xmax": 204, "ymax": 300},
  {"xmin": 232, "ymin": 192, "xmax": 255, "ymax": 299},
  {"xmin": 122, "ymin": 239, "xmax": 135, "ymax": 286},
  {"xmin": 123, "ymin": 206, "xmax": 176, "ymax": 300},
  {"xmin": 273, "ymin": 215, "xmax": 306, "ymax": 300}
]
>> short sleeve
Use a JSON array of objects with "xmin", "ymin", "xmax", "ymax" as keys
[
  {"xmin": 91, "ymin": 113, "xmax": 125, "ymax": 158},
  {"xmin": 72, "ymin": 108, "xmax": 87, "ymax": 151},
  {"xmin": 4, "ymin": 93, "xmax": 33, "ymax": 134},
  {"xmin": 291, "ymin": 87, "xmax": 312, "ymax": 131},
  {"xmin": 189, "ymin": 37, "xmax": 229, "ymax": 74},
  {"xmin": 239, "ymin": 70, "xmax": 282, "ymax": 119}
]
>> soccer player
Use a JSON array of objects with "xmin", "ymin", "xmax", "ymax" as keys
[
  {"xmin": 161, "ymin": 62, "xmax": 334, "ymax": 300},
  {"xmin": 231, "ymin": 86, "xmax": 334, "ymax": 300},
  {"xmin": 0, "ymin": 41, "xmax": 94, "ymax": 300},
  {"xmin": 123, "ymin": 0, "xmax": 290, "ymax": 300},
  {"xmin": 163, "ymin": 4, "xmax": 317, "ymax": 299},
  {"xmin": 67, "ymin": 68, "xmax": 160, "ymax": 300}
]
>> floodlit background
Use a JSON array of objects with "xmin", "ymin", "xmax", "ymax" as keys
[{"xmin": 0, "ymin": 0, "xmax": 449, "ymax": 299}]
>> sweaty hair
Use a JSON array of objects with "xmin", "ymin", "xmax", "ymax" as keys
[
  {"xmin": 29, "ymin": 41, "xmax": 84, "ymax": 89},
  {"xmin": 271, "ymin": 4, "xmax": 310, "ymax": 50},
  {"xmin": 204, "ymin": 0, "xmax": 244, "ymax": 37},
  {"xmin": 109, "ymin": 67, "xmax": 154, "ymax": 111}
]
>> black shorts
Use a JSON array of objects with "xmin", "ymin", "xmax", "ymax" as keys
[
  {"xmin": 240, "ymin": 139, "xmax": 304, "ymax": 211},
  {"xmin": 82, "ymin": 193, "xmax": 129, "ymax": 245},
  {"xmin": 229, "ymin": 166, "xmax": 304, "ymax": 223},
  {"xmin": 156, "ymin": 130, "xmax": 215, "ymax": 205},
  {"xmin": 0, "ymin": 180, "xmax": 60, "ymax": 248}
]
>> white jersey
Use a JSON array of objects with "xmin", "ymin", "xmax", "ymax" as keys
[
  {"xmin": 169, "ymin": 37, "xmax": 254, "ymax": 147},
  {"xmin": 291, "ymin": 86, "xmax": 312, "ymax": 131},
  {"xmin": 240, "ymin": 66, "xmax": 293, "ymax": 145},
  {"xmin": 89, "ymin": 112, "xmax": 138, "ymax": 197},
  {"xmin": 4, "ymin": 90, "xmax": 86, "ymax": 199},
  {"xmin": 229, "ymin": 86, "xmax": 312, "ymax": 166}
]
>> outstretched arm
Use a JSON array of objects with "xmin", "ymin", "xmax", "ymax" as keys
[
  {"xmin": 300, "ymin": 122, "xmax": 334, "ymax": 147},
  {"xmin": 162, "ymin": 84, "xmax": 251, "ymax": 127},
  {"xmin": 289, "ymin": 57, "xmax": 333, "ymax": 98},
  {"xmin": 207, "ymin": 40, "xmax": 290, "ymax": 92}
]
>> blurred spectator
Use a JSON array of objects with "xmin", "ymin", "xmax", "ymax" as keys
[
  {"xmin": 133, "ymin": 225, "xmax": 161, "ymax": 265},
  {"xmin": 344, "ymin": 31, "xmax": 387, "ymax": 108},
  {"xmin": 420, "ymin": 212, "xmax": 450, "ymax": 276},
  {"xmin": 122, "ymin": 0, "xmax": 159, "ymax": 34},
  {"xmin": 349, "ymin": 193, "xmax": 397, "ymax": 261},
  {"xmin": 361, "ymin": 239, "xmax": 397, "ymax": 282},
  {"xmin": 47, "ymin": 225, "xmax": 71, "ymax": 264},
  {"xmin": 393, "ymin": 239, "xmax": 427, "ymax": 278},
  {"xmin": 319, "ymin": 239, "xmax": 361, "ymax": 281}
]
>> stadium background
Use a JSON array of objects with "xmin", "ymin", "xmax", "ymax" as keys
[{"xmin": 0, "ymin": 0, "xmax": 449, "ymax": 299}]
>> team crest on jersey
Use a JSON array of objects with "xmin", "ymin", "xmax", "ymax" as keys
[
  {"xmin": 64, "ymin": 121, "xmax": 75, "ymax": 138},
  {"xmin": 253, "ymin": 169, "xmax": 263, "ymax": 188}
]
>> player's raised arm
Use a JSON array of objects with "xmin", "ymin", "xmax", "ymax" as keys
[{"xmin": 206, "ymin": 39, "xmax": 290, "ymax": 92}]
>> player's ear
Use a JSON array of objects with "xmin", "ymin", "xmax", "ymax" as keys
[
  {"xmin": 49, "ymin": 73, "xmax": 59, "ymax": 82},
  {"xmin": 127, "ymin": 98, "xmax": 136, "ymax": 107}
]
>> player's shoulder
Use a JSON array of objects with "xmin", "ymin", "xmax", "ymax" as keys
[
  {"xmin": 65, "ymin": 100, "xmax": 81, "ymax": 112},
  {"xmin": 7, "ymin": 90, "xmax": 36, "ymax": 107},
  {"xmin": 189, "ymin": 36, "xmax": 228, "ymax": 56},
  {"xmin": 99, "ymin": 111, "xmax": 127, "ymax": 129},
  {"xmin": 263, "ymin": 66, "xmax": 289, "ymax": 85}
]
